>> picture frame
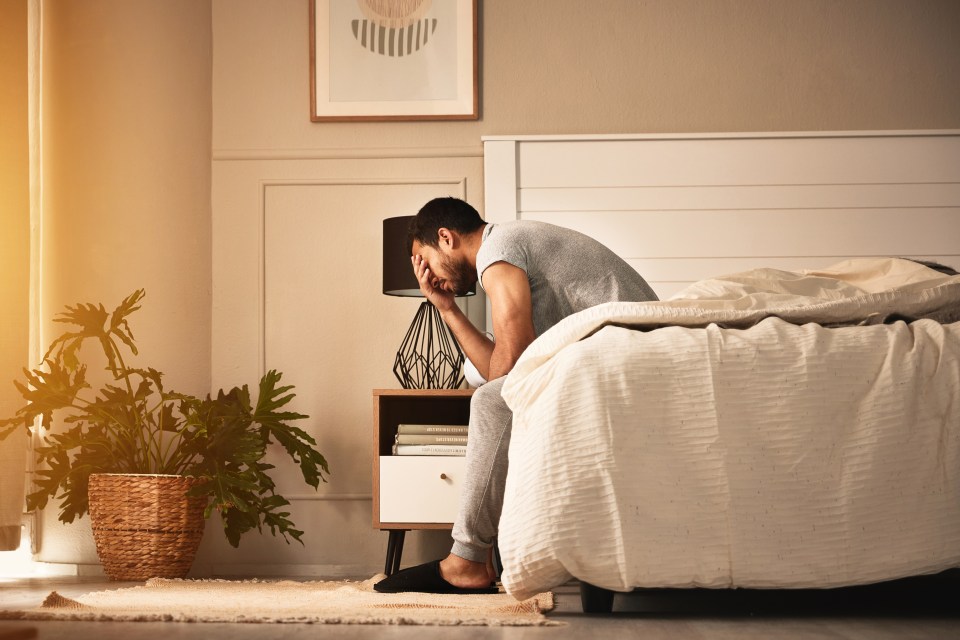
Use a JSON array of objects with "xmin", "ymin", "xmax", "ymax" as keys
[{"xmin": 310, "ymin": 0, "xmax": 479, "ymax": 122}]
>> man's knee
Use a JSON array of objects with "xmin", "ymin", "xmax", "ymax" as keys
[{"xmin": 471, "ymin": 377, "xmax": 508, "ymax": 417}]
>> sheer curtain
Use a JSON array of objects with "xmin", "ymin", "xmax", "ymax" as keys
[{"xmin": 0, "ymin": 0, "xmax": 31, "ymax": 552}]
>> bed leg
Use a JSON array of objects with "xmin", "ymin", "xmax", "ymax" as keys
[{"xmin": 580, "ymin": 582, "xmax": 615, "ymax": 613}]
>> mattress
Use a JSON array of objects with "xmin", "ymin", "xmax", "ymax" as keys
[{"xmin": 498, "ymin": 258, "xmax": 960, "ymax": 600}]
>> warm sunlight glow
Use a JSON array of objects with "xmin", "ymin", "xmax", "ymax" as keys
[
  {"xmin": 0, "ymin": 528, "xmax": 34, "ymax": 578},
  {"xmin": 0, "ymin": 525, "xmax": 71, "ymax": 579}
]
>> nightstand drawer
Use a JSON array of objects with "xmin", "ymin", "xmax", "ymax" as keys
[{"xmin": 379, "ymin": 456, "xmax": 467, "ymax": 524}]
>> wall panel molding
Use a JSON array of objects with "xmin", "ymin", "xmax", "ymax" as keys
[
  {"xmin": 256, "ymin": 177, "xmax": 468, "ymax": 377},
  {"xmin": 284, "ymin": 493, "xmax": 373, "ymax": 501},
  {"xmin": 214, "ymin": 146, "xmax": 483, "ymax": 161}
]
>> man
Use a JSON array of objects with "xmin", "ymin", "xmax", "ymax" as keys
[{"xmin": 374, "ymin": 197, "xmax": 658, "ymax": 594}]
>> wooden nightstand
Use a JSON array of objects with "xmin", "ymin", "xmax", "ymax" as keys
[{"xmin": 372, "ymin": 388, "xmax": 474, "ymax": 575}]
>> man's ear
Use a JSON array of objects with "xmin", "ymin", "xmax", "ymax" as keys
[{"xmin": 437, "ymin": 227, "xmax": 458, "ymax": 249}]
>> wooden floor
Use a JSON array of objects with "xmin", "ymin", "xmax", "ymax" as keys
[{"xmin": 1, "ymin": 574, "xmax": 958, "ymax": 639}]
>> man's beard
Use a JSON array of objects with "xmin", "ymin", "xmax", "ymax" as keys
[{"xmin": 439, "ymin": 254, "xmax": 476, "ymax": 296}]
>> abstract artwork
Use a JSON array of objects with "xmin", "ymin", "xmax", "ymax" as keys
[{"xmin": 310, "ymin": 0, "xmax": 478, "ymax": 121}]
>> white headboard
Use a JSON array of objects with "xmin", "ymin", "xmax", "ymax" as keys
[{"xmin": 483, "ymin": 131, "xmax": 960, "ymax": 300}]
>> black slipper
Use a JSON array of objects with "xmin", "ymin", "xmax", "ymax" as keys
[{"xmin": 373, "ymin": 560, "xmax": 499, "ymax": 594}]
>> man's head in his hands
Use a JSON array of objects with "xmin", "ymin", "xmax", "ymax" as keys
[{"xmin": 407, "ymin": 198, "xmax": 485, "ymax": 296}]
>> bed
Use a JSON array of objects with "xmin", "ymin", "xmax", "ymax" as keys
[{"xmin": 482, "ymin": 132, "xmax": 960, "ymax": 610}]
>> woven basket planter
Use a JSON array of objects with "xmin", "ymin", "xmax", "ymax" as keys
[{"xmin": 87, "ymin": 473, "xmax": 206, "ymax": 581}]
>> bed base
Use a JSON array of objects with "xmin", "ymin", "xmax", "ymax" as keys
[
  {"xmin": 579, "ymin": 582, "xmax": 616, "ymax": 613},
  {"xmin": 579, "ymin": 569, "xmax": 960, "ymax": 614}
]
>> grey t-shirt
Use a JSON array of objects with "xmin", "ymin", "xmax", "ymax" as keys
[{"xmin": 476, "ymin": 221, "xmax": 658, "ymax": 337}]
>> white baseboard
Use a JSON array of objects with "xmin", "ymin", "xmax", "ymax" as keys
[
  {"xmin": 28, "ymin": 562, "xmax": 382, "ymax": 580},
  {"xmin": 193, "ymin": 563, "xmax": 383, "ymax": 579}
]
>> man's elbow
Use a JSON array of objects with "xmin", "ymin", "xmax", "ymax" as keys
[{"xmin": 489, "ymin": 342, "xmax": 532, "ymax": 379}]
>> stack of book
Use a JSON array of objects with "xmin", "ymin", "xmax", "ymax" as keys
[{"xmin": 392, "ymin": 423, "xmax": 468, "ymax": 456}]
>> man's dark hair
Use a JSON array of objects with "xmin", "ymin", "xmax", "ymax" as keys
[{"xmin": 407, "ymin": 197, "xmax": 485, "ymax": 254}]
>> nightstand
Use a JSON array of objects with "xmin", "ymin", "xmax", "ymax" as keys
[{"xmin": 372, "ymin": 388, "xmax": 474, "ymax": 575}]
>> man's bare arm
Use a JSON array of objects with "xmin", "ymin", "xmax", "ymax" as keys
[
  {"xmin": 438, "ymin": 304, "xmax": 495, "ymax": 378},
  {"xmin": 482, "ymin": 262, "xmax": 536, "ymax": 380}
]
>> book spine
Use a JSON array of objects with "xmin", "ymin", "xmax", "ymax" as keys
[
  {"xmin": 395, "ymin": 434, "xmax": 468, "ymax": 445},
  {"xmin": 396, "ymin": 424, "xmax": 469, "ymax": 436},
  {"xmin": 392, "ymin": 444, "xmax": 467, "ymax": 456}
]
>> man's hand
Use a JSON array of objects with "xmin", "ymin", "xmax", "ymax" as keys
[
  {"xmin": 412, "ymin": 254, "xmax": 456, "ymax": 313},
  {"xmin": 411, "ymin": 252, "xmax": 495, "ymax": 378}
]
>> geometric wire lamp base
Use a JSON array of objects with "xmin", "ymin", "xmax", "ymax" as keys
[{"xmin": 393, "ymin": 300, "xmax": 465, "ymax": 389}]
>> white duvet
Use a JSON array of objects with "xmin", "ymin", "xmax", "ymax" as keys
[{"xmin": 498, "ymin": 258, "xmax": 960, "ymax": 600}]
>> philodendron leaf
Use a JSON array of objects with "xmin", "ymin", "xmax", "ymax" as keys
[
  {"xmin": 108, "ymin": 289, "xmax": 144, "ymax": 356},
  {"xmin": 158, "ymin": 401, "xmax": 180, "ymax": 433},
  {"xmin": 261, "ymin": 506, "xmax": 304, "ymax": 545},
  {"xmin": 41, "ymin": 291, "xmax": 143, "ymax": 376},
  {"xmin": 252, "ymin": 370, "xmax": 329, "ymax": 488},
  {"xmin": 269, "ymin": 426, "xmax": 329, "ymax": 489},
  {"xmin": 253, "ymin": 372, "xmax": 309, "ymax": 426},
  {"xmin": 45, "ymin": 302, "xmax": 110, "ymax": 369},
  {"xmin": 56, "ymin": 464, "xmax": 94, "ymax": 523},
  {"xmin": 0, "ymin": 361, "xmax": 90, "ymax": 435},
  {"xmin": 27, "ymin": 447, "xmax": 72, "ymax": 515},
  {"xmin": 221, "ymin": 504, "xmax": 261, "ymax": 548}
]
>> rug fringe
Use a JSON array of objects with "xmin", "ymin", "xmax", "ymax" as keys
[{"xmin": 40, "ymin": 591, "xmax": 85, "ymax": 610}]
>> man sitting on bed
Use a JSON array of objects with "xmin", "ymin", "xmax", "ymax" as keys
[{"xmin": 374, "ymin": 197, "xmax": 659, "ymax": 594}]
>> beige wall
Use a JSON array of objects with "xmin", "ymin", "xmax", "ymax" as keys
[
  {"xmin": 208, "ymin": 0, "xmax": 960, "ymax": 576},
  {"xmin": 214, "ymin": 0, "xmax": 960, "ymax": 153},
  {"xmin": 35, "ymin": 0, "xmax": 212, "ymax": 565}
]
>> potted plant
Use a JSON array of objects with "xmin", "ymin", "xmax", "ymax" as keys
[{"xmin": 0, "ymin": 290, "xmax": 330, "ymax": 579}]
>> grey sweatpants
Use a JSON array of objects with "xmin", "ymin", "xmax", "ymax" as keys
[{"xmin": 450, "ymin": 376, "xmax": 512, "ymax": 563}]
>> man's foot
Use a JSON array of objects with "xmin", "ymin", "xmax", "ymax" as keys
[
  {"xmin": 439, "ymin": 552, "xmax": 497, "ymax": 589},
  {"xmin": 373, "ymin": 558, "xmax": 498, "ymax": 594}
]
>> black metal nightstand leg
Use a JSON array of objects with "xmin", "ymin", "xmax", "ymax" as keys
[
  {"xmin": 384, "ymin": 529, "xmax": 408, "ymax": 576},
  {"xmin": 392, "ymin": 530, "xmax": 406, "ymax": 574}
]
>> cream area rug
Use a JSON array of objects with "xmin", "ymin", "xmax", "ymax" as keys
[{"xmin": 0, "ymin": 575, "xmax": 558, "ymax": 626}]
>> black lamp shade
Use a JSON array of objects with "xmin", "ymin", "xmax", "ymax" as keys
[
  {"xmin": 383, "ymin": 216, "xmax": 422, "ymax": 297},
  {"xmin": 382, "ymin": 215, "xmax": 476, "ymax": 297}
]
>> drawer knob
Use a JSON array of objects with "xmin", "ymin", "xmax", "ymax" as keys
[{"xmin": 440, "ymin": 473, "xmax": 448, "ymax": 480}]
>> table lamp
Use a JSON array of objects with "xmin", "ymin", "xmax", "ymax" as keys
[{"xmin": 382, "ymin": 215, "xmax": 475, "ymax": 389}]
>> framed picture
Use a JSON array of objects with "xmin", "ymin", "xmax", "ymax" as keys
[{"xmin": 310, "ymin": 0, "xmax": 479, "ymax": 122}]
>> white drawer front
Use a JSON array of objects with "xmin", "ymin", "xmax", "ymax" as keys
[{"xmin": 379, "ymin": 456, "xmax": 467, "ymax": 524}]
